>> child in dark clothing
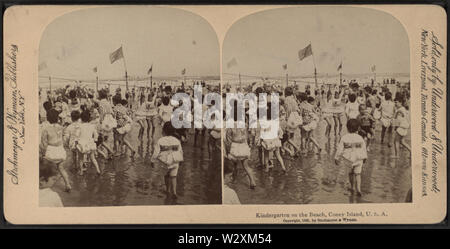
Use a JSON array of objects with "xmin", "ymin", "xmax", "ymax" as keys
[{"xmin": 357, "ymin": 104, "xmax": 375, "ymax": 151}]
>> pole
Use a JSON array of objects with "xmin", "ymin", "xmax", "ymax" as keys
[
  {"xmin": 309, "ymin": 42, "xmax": 318, "ymax": 88},
  {"xmin": 314, "ymin": 68, "xmax": 317, "ymax": 88},
  {"xmin": 49, "ymin": 76, "xmax": 52, "ymax": 92},
  {"xmin": 239, "ymin": 72, "xmax": 242, "ymax": 89},
  {"xmin": 285, "ymin": 73, "xmax": 288, "ymax": 87},
  {"xmin": 96, "ymin": 75, "xmax": 99, "ymax": 93},
  {"xmin": 121, "ymin": 45, "xmax": 128, "ymax": 91},
  {"xmin": 150, "ymin": 74, "xmax": 153, "ymax": 90}
]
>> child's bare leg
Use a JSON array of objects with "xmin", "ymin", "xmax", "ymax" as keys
[
  {"xmin": 401, "ymin": 137, "xmax": 411, "ymax": 153},
  {"xmin": 310, "ymin": 137, "xmax": 321, "ymax": 152},
  {"xmin": 348, "ymin": 172, "xmax": 355, "ymax": 193},
  {"xmin": 325, "ymin": 118, "xmax": 331, "ymax": 137},
  {"xmin": 288, "ymin": 138, "xmax": 300, "ymax": 152},
  {"xmin": 333, "ymin": 116, "xmax": 339, "ymax": 136},
  {"xmin": 138, "ymin": 120, "xmax": 144, "ymax": 138},
  {"xmin": 102, "ymin": 142, "xmax": 114, "ymax": 154},
  {"xmin": 381, "ymin": 126, "xmax": 386, "ymax": 143},
  {"xmin": 171, "ymin": 176, "xmax": 177, "ymax": 197},
  {"xmin": 57, "ymin": 162, "xmax": 72, "ymax": 191},
  {"xmin": 90, "ymin": 152, "xmax": 101, "ymax": 174},
  {"xmin": 232, "ymin": 161, "xmax": 238, "ymax": 183},
  {"xmin": 164, "ymin": 173, "xmax": 170, "ymax": 194},
  {"xmin": 241, "ymin": 159, "xmax": 256, "ymax": 188},
  {"xmin": 387, "ymin": 126, "xmax": 393, "ymax": 147},
  {"xmin": 123, "ymin": 138, "xmax": 136, "ymax": 155},
  {"xmin": 263, "ymin": 150, "xmax": 269, "ymax": 172},
  {"xmin": 77, "ymin": 151, "xmax": 84, "ymax": 175},
  {"xmin": 146, "ymin": 119, "xmax": 152, "ymax": 139},
  {"xmin": 282, "ymin": 143, "xmax": 294, "ymax": 156},
  {"xmin": 259, "ymin": 147, "xmax": 264, "ymax": 167},
  {"xmin": 355, "ymin": 174, "xmax": 362, "ymax": 195},
  {"xmin": 274, "ymin": 149, "xmax": 286, "ymax": 172},
  {"xmin": 393, "ymin": 134, "xmax": 400, "ymax": 158}
]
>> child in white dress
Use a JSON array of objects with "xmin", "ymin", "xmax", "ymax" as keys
[
  {"xmin": 40, "ymin": 109, "xmax": 71, "ymax": 192},
  {"xmin": 151, "ymin": 122, "xmax": 184, "ymax": 199},
  {"xmin": 393, "ymin": 95, "xmax": 411, "ymax": 158},
  {"xmin": 77, "ymin": 110, "xmax": 101, "ymax": 175},
  {"xmin": 335, "ymin": 119, "xmax": 367, "ymax": 196}
]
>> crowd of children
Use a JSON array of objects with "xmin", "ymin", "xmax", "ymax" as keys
[
  {"xmin": 223, "ymin": 80, "xmax": 411, "ymax": 202},
  {"xmin": 39, "ymin": 81, "xmax": 221, "ymax": 206}
]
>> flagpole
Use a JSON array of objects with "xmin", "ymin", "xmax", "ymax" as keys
[
  {"xmin": 340, "ymin": 61, "xmax": 343, "ymax": 86},
  {"xmin": 121, "ymin": 45, "xmax": 129, "ymax": 91},
  {"xmin": 239, "ymin": 72, "xmax": 242, "ymax": 89},
  {"xmin": 374, "ymin": 68, "xmax": 376, "ymax": 86},
  {"xmin": 150, "ymin": 73, "xmax": 152, "ymax": 90},
  {"xmin": 310, "ymin": 42, "xmax": 318, "ymax": 88},
  {"xmin": 96, "ymin": 68, "xmax": 99, "ymax": 93},
  {"xmin": 286, "ymin": 72, "xmax": 289, "ymax": 87}
]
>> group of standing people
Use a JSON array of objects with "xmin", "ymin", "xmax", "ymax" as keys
[
  {"xmin": 223, "ymin": 80, "xmax": 411, "ymax": 203},
  {"xmin": 39, "ymin": 81, "xmax": 220, "ymax": 207}
]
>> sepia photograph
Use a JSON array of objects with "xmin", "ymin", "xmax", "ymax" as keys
[
  {"xmin": 38, "ymin": 6, "xmax": 222, "ymax": 207},
  {"xmin": 3, "ymin": 4, "xmax": 446, "ymax": 225},
  {"xmin": 222, "ymin": 6, "xmax": 412, "ymax": 205}
]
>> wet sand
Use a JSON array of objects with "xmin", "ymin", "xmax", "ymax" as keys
[
  {"xmin": 229, "ymin": 116, "xmax": 412, "ymax": 204},
  {"xmin": 47, "ymin": 122, "xmax": 222, "ymax": 206}
]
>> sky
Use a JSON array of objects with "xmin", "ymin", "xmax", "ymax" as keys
[
  {"xmin": 223, "ymin": 6, "xmax": 410, "ymax": 79},
  {"xmin": 39, "ymin": 6, "xmax": 219, "ymax": 81}
]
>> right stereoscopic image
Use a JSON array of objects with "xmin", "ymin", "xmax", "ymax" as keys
[{"xmin": 222, "ymin": 7, "xmax": 412, "ymax": 205}]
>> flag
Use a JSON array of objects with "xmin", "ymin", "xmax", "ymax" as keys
[
  {"xmin": 109, "ymin": 46, "xmax": 124, "ymax": 64},
  {"xmin": 181, "ymin": 68, "xmax": 186, "ymax": 75},
  {"xmin": 337, "ymin": 62, "xmax": 342, "ymax": 71},
  {"xmin": 298, "ymin": 44, "xmax": 313, "ymax": 61},
  {"xmin": 282, "ymin": 64, "xmax": 287, "ymax": 70},
  {"xmin": 371, "ymin": 65, "xmax": 376, "ymax": 72},
  {"xmin": 38, "ymin": 62, "xmax": 47, "ymax": 71},
  {"xmin": 227, "ymin": 57, "xmax": 238, "ymax": 69},
  {"xmin": 93, "ymin": 67, "xmax": 97, "ymax": 73},
  {"xmin": 147, "ymin": 64, "xmax": 153, "ymax": 75}
]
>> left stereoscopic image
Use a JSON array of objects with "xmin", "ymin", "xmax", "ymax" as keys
[{"xmin": 38, "ymin": 6, "xmax": 221, "ymax": 206}]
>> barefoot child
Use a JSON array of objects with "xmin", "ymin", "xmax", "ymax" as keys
[
  {"xmin": 63, "ymin": 110, "xmax": 81, "ymax": 170},
  {"xmin": 335, "ymin": 119, "xmax": 367, "ymax": 196},
  {"xmin": 258, "ymin": 103, "xmax": 287, "ymax": 173},
  {"xmin": 393, "ymin": 95, "xmax": 411, "ymax": 157},
  {"xmin": 379, "ymin": 92, "xmax": 395, "ymax": 146},
  {"xmin": 77, "ymin": 110, "xmax": 101, "ymax": 175},
  {"xmin": 225, "ymin": 101, "xmax": 257, "ymax": 189},
  {"xmin": 300, "ymin": 95, "xmax": 321, "ymax": 154},
  {"xmin": 151, "ymin": 122, "xmax": 184, "ymax": 199},
  {"xmin": 40, "ymin": 109, "xmax": 72, "ymax": 192},
  {"xmin": 357, "ymin": 104, "xmax": 375, "ymax": 151}
]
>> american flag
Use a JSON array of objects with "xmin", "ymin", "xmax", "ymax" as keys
[
  {"xmin": 298, "ymin": 44, "xmax": 313, "ymax": 61},
  {"xmin": 109, "ymin": 46, "xmax": 124, "ymax": 64},
  {"xmin": 337, "ymin": 62, "xmax": 342, "ymax": 71},
  {"xmin": 147, "ymin": 64, "xmax": 153, "ymax": 75}
]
